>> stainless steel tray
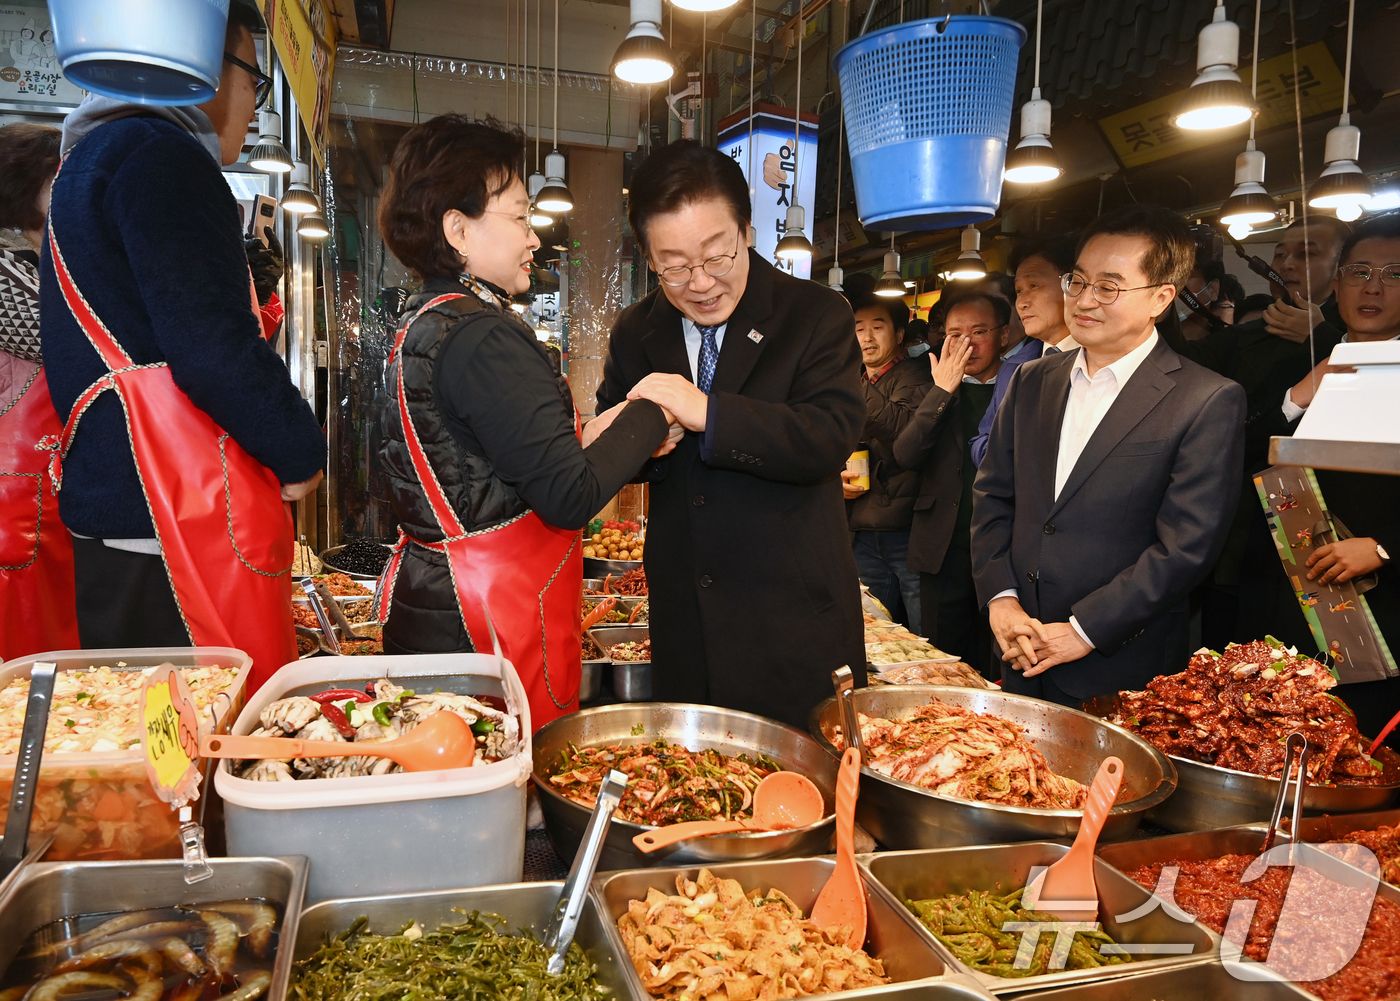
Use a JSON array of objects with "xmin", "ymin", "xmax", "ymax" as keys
[
  {"xmin": 317, "ymin": 543, "xmax": 393, "ymax": 580},
  {"xmin": 584, "ymin": 556, "xmax": 645, "ymax": 577},
  {"xmin": 809, "ymin": 686, "xmax": 1177, "ymax": 849},
  {"xmin": 1082, "ymin": 694, "xmax": 1400, "ymax": 831},
  {"xmin": 0, "ymin": 856, "xmax": 308, "ymax": 1001},
  {"xmin": 1008, "ymin": 959, "xmax": 1315, "ymax": 1000},
  {"xmin": 591, "ymin": 856, "xmax": 980, "ymax": 1000},
  {"xmin": 1095, "ymin": 825, "xmax": 1273, "ymax": 874},
  {"xmin": 291, "ymin": 881, "xmax": 638, "ymax": 1001},
  {"xmin": 587, "ymin": 625, "xmax": 650, "ymax": 650},
  {"xmin": 859, "ymin": 843, "xmax": 1216, "ymax": 995},
  {"xmin": 533, "ymin": 703, "xmax": 837, "ymax": 871}
]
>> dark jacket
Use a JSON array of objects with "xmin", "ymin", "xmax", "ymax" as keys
[
  {"xmin": 848, "ymin": 355, "xmax": 931, "ymax": 533},
  {"xmin": 40, "ymin": 116, "xmax": 324, "ymax": 539},
  {"xmin": 892, "ymin": 382, "xmax": 964, "ymax": 574},
  {"xmin": 971, "ymin": 339, "xmax": 1246, "ymax": 700},
  {"xmin": 596, "ymin": 252, "xmax": 867, "ymax": 728},
  {"xmin": 380, "ymin": 278, "xmax": 667, "ymax": 654}
]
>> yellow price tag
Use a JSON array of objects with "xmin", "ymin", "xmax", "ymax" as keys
[{"xmin": 141, "ymin": 665, "xmax": 202, "ymax": 804}]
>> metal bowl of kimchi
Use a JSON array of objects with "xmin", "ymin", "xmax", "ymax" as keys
[
  {"xmin": 808, "ymin": 685, "xmax": 1176, "ymax": 851},
  {"xmin": 533, "ymin": 703, "xmax": 838, "ymax": 871}
]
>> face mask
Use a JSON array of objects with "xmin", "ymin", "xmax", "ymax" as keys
[{"xmin": 907, "ymin": 342, "xmax": 931, "ymax": 358}]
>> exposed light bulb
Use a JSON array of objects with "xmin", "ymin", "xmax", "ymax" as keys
[
  {"xmin": 1228, "ymin": 221, "xmax": 1252, "ymax": 241},
  {"xmin": 1172, "ymin": 5, "xmax": 1256, "ymax": 130},
  {"xmin": 1335, "ymin": 202, "xmax": 1363, "ymax": 222}
]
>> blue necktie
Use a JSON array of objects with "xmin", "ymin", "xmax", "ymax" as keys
[{"xmin": 696, "ymin": 324, "xmax": 720, "ymax": 393}]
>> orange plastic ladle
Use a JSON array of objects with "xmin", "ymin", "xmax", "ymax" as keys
[
  {"xmin": 632, "ymin": 770, "xmax": 825, "ymax": 852},
  {"xmin": 199, "ymin": 709, "xmax": 476, "ymax": 772},
  {"xmin": 810, "ymin": 746, "xmax": 866, "ymax": 950},
  {"xmin": 1024, "ymin": 755, "xmax": 1124, "ymax": 922}
]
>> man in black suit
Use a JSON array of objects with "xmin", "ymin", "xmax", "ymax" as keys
[
  {"xmin": 595, "ymin": 141, "xmax": 866, "ymax": 728},
  {"xmin": 971, "ymin": 205, "xmax": 1246, "ymax": 706}
]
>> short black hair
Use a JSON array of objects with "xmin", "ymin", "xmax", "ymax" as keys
[
  {"xmin": 904, "ymin": 317, "xmax": 929, "ymax": 346},
  {"xmin": 0, "ymin": 123, "xmax": 60, "ymax": 231},
  {"xmin": 943, "ymin": 290, "xmax": 1012, "ymax": 329},
  {"xmin": 227, "ymin": 0, "xmax": 265, "ymax": 41},
  {"xmin": 1077, "ymin": 204, "xmax": 1195, "ymax": 290},
  {"xmin": 849, "ymin": 292, "xmax": 909, "ymax": 331},
  {"xmin": 627, "ymin": 140, "xmax": 751, "ymax": 253},
  {"xmin": 1284, "ymin": 214, "xmax": 1351, "ymax": 261},
  {"xmin": 1339, "ymin": 213, "xmax": 1400, "ymax": 266},
  {"xmin": 379, "ymin": 114, "xmax": 524, "ymax": 279},
  {"xmin": 1009, "ymin": 234, "xmax": 1077, "ymax": 277},
  {"xmin": 1217, "ymin": 272, "xmax": 1245, "ymax": 306}
]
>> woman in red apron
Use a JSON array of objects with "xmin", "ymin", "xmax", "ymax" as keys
[
  {"xmin": 0, "ymin": 123, "xmax": 78, "ymax": 659},
  {"xmin": 374, "ymin": 116, "xmax": 674, "ymax": 729}
]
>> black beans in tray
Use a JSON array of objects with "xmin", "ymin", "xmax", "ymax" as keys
[{"xmin": 327, "ymin": 538, "xmax": 393, "ymax": 576}]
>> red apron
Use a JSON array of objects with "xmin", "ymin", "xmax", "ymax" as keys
[
  {"xmin": 0, "ymin": 366, "xmax": 79, "ymax": 659},
  {"xmin": 375, "ymin": 295, "xmax": 582, "ymax": 729},
  {"xmin": 47, "ymin": 225, "xmax": 296, "ymax": 691}
]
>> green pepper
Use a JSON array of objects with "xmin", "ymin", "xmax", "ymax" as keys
[
  {"xmin": 373, "ymin": 702, "xmax": 393, "ymax": 727},
  {"xmin": 471, "ymin": 719, "xmax": 496, "ymax": 736}
]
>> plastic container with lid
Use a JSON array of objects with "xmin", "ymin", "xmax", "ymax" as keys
[
  {"xmin": 216, "ymin": 653, "xmax": 532, "ymax": 902},
  {"xmin": 0, "ymin": 647, "xmax": 253, "ymax": 861}
]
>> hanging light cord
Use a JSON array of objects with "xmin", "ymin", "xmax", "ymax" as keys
[
  {"xmin": 834, "ymin": 111, "xmax": 843, "ymax": 269},
  {"xmin": 535, "ymin": 0, "xmax": 542, "ymax": 170},
  {"xmin": 553, "ymin": 0, "xmax": 560, "ymax": 149},
  {"xmin": 1033, "ymin": 0, "xmax": 1041, "ymax": 91},
  {"xmin": 748, "ymin": 0, "xmax": 756, "ymax": 208},
  {"xmin": 1341, "ymin": 0, "xmax": 1354, "ymax": 119},
  {"xmin": 792, "ymin": 13, "xmax": 802, "ymax": 208}
]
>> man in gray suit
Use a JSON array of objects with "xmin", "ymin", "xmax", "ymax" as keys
[{"xmin": 971, "ymin": 205, "xmax": 1246, "ymax": 706}]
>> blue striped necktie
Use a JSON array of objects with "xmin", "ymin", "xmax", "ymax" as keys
[{"xmin": 696, "ymin": 324, "xmax": 720, "ymax": 393}]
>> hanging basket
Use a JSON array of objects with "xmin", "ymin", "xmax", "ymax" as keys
[
  {"xmin": 835, "ymin": 15, "xmax": 1026, "ymax": 230},
  {"xmin": 49, "ymin": 0, "xmax": 232, "ymax": 105}
]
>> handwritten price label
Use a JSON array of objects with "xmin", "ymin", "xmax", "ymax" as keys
[{"xmin": 141, "ymin": 665, "xmax": 202, "ymax": 804}]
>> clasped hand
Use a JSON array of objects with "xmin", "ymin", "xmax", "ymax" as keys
[
  {"xmin": 988, "ymin": 596, "xmax": 1092, "ymax": 677},
  {"xmin": 583, "ymin": 388, "xmax": 687, "ymax": 458}
]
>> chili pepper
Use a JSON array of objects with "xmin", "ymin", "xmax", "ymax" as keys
[
  {"xmin": 471, "ymin": 719, "xmax": 496, "ymax": 736},
  {"xmin": 365, "ymin": 681, "xmax": 376, "ymax": 697},
  {"xmin": 343, "ymin": 700, "xmax": 359, "ymax": 723},
  {"xmin": 372, "ymin": 702, "xmax": 393, "ymax": 727},
  {"xmin": 310, "ymin": 689, "xmax": 373, "ymax": 704},
  {"xmin": 319, "ymin": 701, "xmax": 357, "ymax": 738}
]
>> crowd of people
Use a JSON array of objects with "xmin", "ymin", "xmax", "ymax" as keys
[{"xmin": 845, "ymin": 208, "xmax": 1400, "ymax": 738}]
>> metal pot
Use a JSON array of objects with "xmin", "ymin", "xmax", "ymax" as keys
[
  {"xmin": 611, "ymin": 662, "xmax": 652, "ymax": 702},
  {"xmin": 809, "ymin": 685, "xmax": 1177, "ymax": 849},
  {"xmin": 580, "ymin": 660, "xmax": 605, "ymax": 703},
  {"xmin": 533, "ymin": 703, "xmax": 837, "ymax": 870},
  {"xmin": 1082, "ymin": 694, "xmax": 1400, "ymax": 831}
]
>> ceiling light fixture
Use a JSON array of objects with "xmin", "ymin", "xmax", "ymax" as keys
[
  {"xmin": 828, "ymin": 265, "xmax": 844, "ymax": 291},
  {"xmin": 949, "ymin": 226, "xmax": 988, "ymax": 281},
  {"xmin": 1004, "ymin": 0, "xmax": 1062, "ymax": 184},
  {"xmin": 672, "ymin": 0, "xmax": 737, "ymax": 11},
  {"xmin": 830, "ymin": 67, "xmax": 846, "ymax": 292},
  {"xmin": 1218, "ymin": 0, "xmax": 1277, "ymax": 233},
  {"xmin": 538, "ymin": 0, "xmax": 575, "ymax": 212},
  {"xmin": 297, "ymin": 210, "xmax": 329, "ymax": 240},
  {"xmin": 612, "ymin": 0, "xmax": 676, "ymax": 83},
  {"xmin": 874, "ymin": 236, "xmax": 904, "ymax": 296},
  {"xmin": 1308, "ymin": 0, "xmax": 1370, "ymax": 221},
  {"xmin": 247, "ymin": 111, "xmax": 294, "ymax": 173},
  {"xmin": 1173, "ymin": 2, "xmax": 1257, "ymax": 130},
  {"xmin": 282, "ymin": 162, "xmax": 319, "ymax": 214},
  {"xmin": 775, "ymin": 205, "xmax": 813, "ymax": 260}
]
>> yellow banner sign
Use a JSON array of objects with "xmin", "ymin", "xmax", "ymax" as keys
[
  {"xmin": 1099, "ymin": 43, "xmax": 1345, "ymax": 169},
  {"xmin": 262, "ymin": 0, "xmax": 336, "ymax": 166}
]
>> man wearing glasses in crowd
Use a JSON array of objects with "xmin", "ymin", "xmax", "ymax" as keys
[
  {"xmin": 596, "ymin": 140, "xmax": 866, "ymax": 728},
  {"xmin": 971, "ymin": 205, "xmax": 1245, "ymax": 706},
  {"xmin": 42, "ymin": 0, "xmax": 323, "ymax": 652}
]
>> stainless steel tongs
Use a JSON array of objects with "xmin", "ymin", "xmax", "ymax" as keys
[
  {"xmin": 1261, "ymin": 731, "xmax": 1314, "ymax": 853},
  {"xmin": 832, "ymin": 666, "xmax": 867, "ymax": 766}
]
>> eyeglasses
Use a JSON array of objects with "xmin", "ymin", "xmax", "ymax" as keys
[
  {"xmin": 485, "ymin": 210, "xmax": 535, "ymax": 236},
  {"xmin": 1338, "ymin": 264, "xmax": 1400, "ymax": 288},
  {"xmin": 654, "ymin": 237, "xmax": 741, "ymax": 287},
  {"xmin": 224, "ymin": 51, "xmax": 273, "ymax": 109},
  {"xmin": 1061, "ymin": 273, "xmax": 1169, "ymax": 305}
]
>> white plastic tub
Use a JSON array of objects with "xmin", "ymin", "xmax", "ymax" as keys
[{"xmin": 216, "ymin": 653, "xmax": 532, "ymax": 902}]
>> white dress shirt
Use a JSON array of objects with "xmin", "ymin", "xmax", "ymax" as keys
[
  {"xmin": 992, "ymin": 331, "xmax": 1159, "ymax": 649},
  {"xmin": 682, "ymin": 317, "xmax": 727, "ymax": 384},
  {"xmin": 1042, "ymin": 333, "xmax": 1083, "ymax": 356}
]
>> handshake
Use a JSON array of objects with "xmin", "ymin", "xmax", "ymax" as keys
[{"xmin": 582, "ymin": 373, "xmax": 706, "ymax": 457}]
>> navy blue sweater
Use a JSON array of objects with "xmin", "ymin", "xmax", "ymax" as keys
[{"xmin": 41, "ymin": 117, "xmax": 325, "ymax": 539}]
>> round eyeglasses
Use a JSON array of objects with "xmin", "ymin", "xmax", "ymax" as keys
[
  {"xmin": 1339, "ymin": 264, "xmax": 1400, "ymax": 288},
  {"xmin": 1061, "ymin": 273, "xmax": 1169, "ymax": 305},
  {"xmin": 655, "ymin": 238, "xmax": 741, "ymax": 287}
]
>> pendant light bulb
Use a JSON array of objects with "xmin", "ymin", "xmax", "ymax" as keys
[
  {"xmin": 828, "ymin": 265, "xmax": 844, "ymax": 291},
  {"xmin": 247, "ymin": 111, "xmax": 294, "ymax": 173},
  {"xmin": 1308, "ymin": 118, "xmax": 1372, "ymax": 216},
  {"xmin": 1172, "ymin": 5, "xmax": 1257, "ymax": 130},
  {"xmin": 874, "ymin": 251, "xmax": 905, "ymax": 296},
  {"xmin": 1227, "ymin": 221, "xmax": 1253, "ymax": 241},
  {"xmin": 775, "ymin": 205, "xmax": 813, "ymax": 261},
  {"xmin": 1218, "ymin": 140, "xmax": 1278, "ymax": 226},
  {"xmin": 948, "ymin": 226, "xmax": 987, "ymax": 281},
  {"xmin": 537, "ymin": 150, "xmax": 574, "ymax": 213},
  {"xmin": 671, "ymin": 0, "xmax": 738, "ymax": 10},
  {"xmin": 1003, "ymin": 90, "xmax": 1062, "ymax": 184},
  {"xmin": 297, "ymin": 209, "xmax": 330, "ymax": 241},
  {"xmin": 281, "ymin": 162, "xmax": 319, "ymax": 214},
  {"xmin": 612, "ymin": 0, "xmax": 675, "ymax": 84}
]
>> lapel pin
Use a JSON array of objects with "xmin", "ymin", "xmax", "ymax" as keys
[{"xmin": 748, "ymin": 329, "xmax": 763, "ymax": 344}]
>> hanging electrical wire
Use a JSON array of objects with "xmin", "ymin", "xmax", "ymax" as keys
[{"xmin": 775, "ymin": 11, "xmax": 813, "ymax": 263}]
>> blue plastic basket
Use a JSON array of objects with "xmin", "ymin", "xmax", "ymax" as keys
[
  {"xmin": 50, "ymin": 0, "xmax": 231, "ymax": 105},
  {"xmin": 835, "ymin": 15, "xmax": 1026, "ymax": 230}
]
